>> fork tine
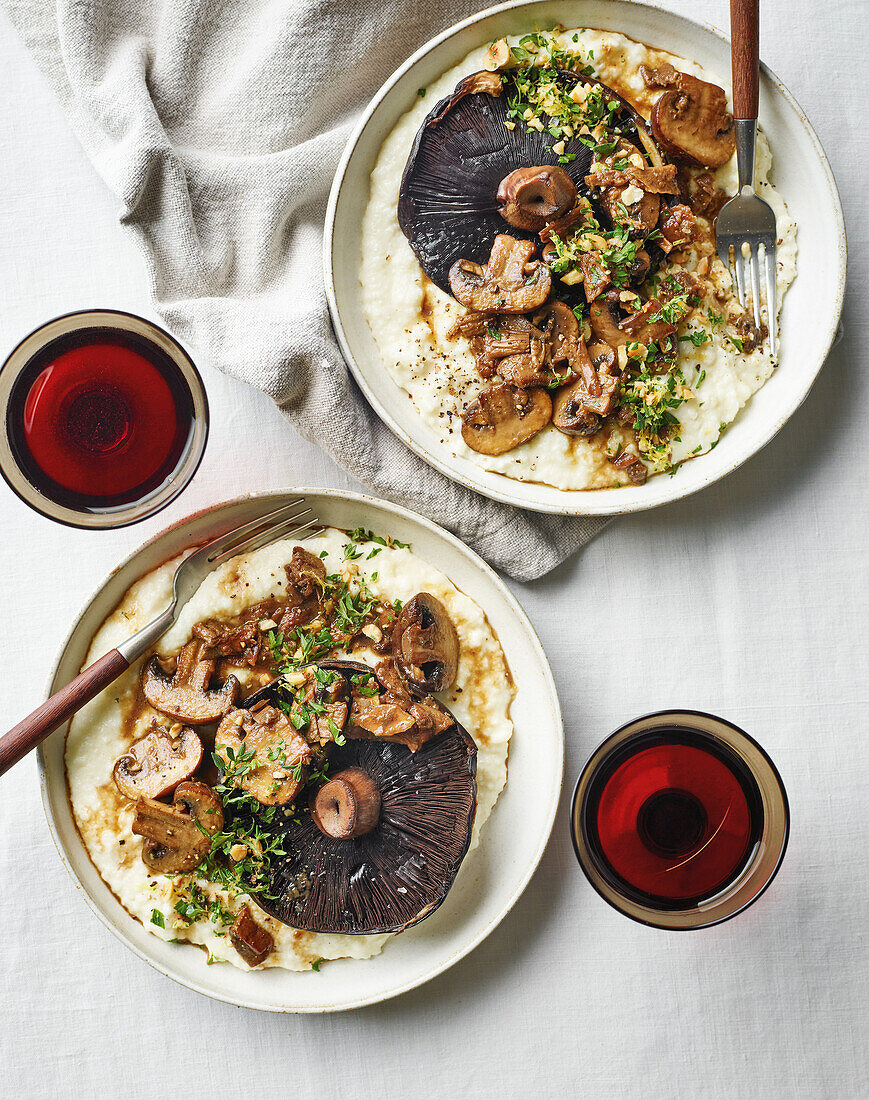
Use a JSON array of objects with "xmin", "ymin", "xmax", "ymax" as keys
[
  {"xmin": 748, "ymin": 244, "xmax": 762, "ymax": 328},
  {"xmin": 764, "ymin": 246, "xmax": 778, "ymax": 362},
  {"xmin": 199, "ymin": 498, "xmax": 306, "ymax": 561},
  {"xmin": 211, "ymin": 509, "xmax": 324, "ymax": 565},
  {"xmin": 733, "ymin": 246, "xmax": 747, "ymax": 309}
]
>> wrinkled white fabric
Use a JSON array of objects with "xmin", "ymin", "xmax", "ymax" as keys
[{"xmin": 0, "ymin": 0, "xmax": 606, "ymax": 580}]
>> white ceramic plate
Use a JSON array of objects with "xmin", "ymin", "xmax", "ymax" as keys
[
  {"xmin": 325, "ymin": 0, "xmax": 846, "ymax": 515},
  {"xmin": 38, "ymin": 490, "xmax": 563, "ymax": 1012}
]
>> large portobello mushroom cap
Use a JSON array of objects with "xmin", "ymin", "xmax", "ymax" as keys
[
  {"xmin": 244, "ymin": 662, "xmax": 478, "ymax": 935},
  {"xmin": 398, "ymin": 68, "xmax": 665, "ymax": 294}
]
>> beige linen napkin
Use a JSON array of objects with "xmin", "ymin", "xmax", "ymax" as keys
[{"xmin": 1, "ymin": 0, "xmax": 609, "ymax": 579}]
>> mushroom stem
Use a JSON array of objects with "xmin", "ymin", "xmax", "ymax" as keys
[{"xmin": 311, "ymin": 768, "xmax": 381, "ymax": 839}]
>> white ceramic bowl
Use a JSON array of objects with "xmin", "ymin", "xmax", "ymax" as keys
[
  {"xmin": 38, "ymin": 490, "xmax": 563, "ymax": 1012},
  {"xmin": 325, "ymin": 0, "xmax": 846, "ymax": 515}
]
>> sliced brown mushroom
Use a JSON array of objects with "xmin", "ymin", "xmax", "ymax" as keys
[
  {"xmin": 611, "ymin": 449, "xmax": 649, "ymax": 485},
  {"xmin": 132, "ymin": 780, "xmax": 223, "ymax": 874},
  {"xmin": 461, "ymin": 384, "xmax": 552, "ymax": 456},
  {"xmin": 584, "ymin": 164, "xmax": 679, "ymax": 195},
  {"xmin": 589, "ymin": 341, "xmax": 618, "ymax": 375},
  {"xmin": 627, "ymin": 249, "xmax": 652, "ymax": 286},
  {"xmin": 286, "ymin": 546, "xmax": 326, "ymax": 599},
  {"xmin": 598, "ymin": 181, "xmax": 660, "ymax": 238},
  {"xmin": 230, "ymin": 906, "xmax": 275, "ymax": 967},
  {"xmin": 658, "ymin": 203, "xmax": 696, "ymax": 253},
  {"xmin": 577, "ymin": 253, "xmax": 612, "ymax": 301},
  {"xmin": 392, "ymin": 592, "xmax": 460, "ymax": 694},
  {"xmin": 497, "ymin": 165, "xmax": 577, "ymax": 231},
  {"xmin": 651, "ymin": 73, "xmax": 736, "ymax": 169},
  {"xmin": 142, "ymin": 639, "xmax": 239, "ymax": 725},
  {"xmin": 216, "ymin": 704, "xmax": 319, "ymax": 805},
  {"xmin": 310, "ymin": 767, "xmax": 382, "ymax": 839},
  {"xmin": 112, "ymin": 727, "xmax": 203, "ymax": 800},
  {"xmin": 449, "ymin": 235, "xmax": 551, "ymax": 314},
  {"xmin": 496, "ymin": 353, "xmax": 553, "ymax": 388},
  {"xmin": 589, "ymin": 291, "xmax": 676, "ymax": 349},
  {"xmin": 552, "ymin": 371, "xmax": 620, "ymax": 436}
]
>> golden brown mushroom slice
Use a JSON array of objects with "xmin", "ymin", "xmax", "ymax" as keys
[
  {"xmin": 552, "ymin": 373, "xmax": 620, "ymax": 437},
  {"xmin": 113, "ymin": 727, "xmax": 203, "ymax": 800},
  {"xmin": 651, "ymin": 73, "xmax": 736, "ymax": 169},
  {"xmin": 142, "ymin": 639, "xmax": 240, "ymax": 725},
  {"xmin": 497, "ymin": 165, "xmax": 577, "ymax": 232},
  {"xmin": 132, "ymin": 780, "xmax": 223, "ymax": 874},
  {"xmin": 216, "ymin": 704, "xmax": 318, "ymax": 806},
  {"xmin": 392, "ymin": 592, "xmax": 460, "ymax": 694},
  {"xmin": 229, "ymin": 906, "xmax": 275, "ymax": 967},
  {"xmin": 589, "ymin": 291, "xmax": 677, "ymax": 349},
  {"xmin": 611, "ymin": 449, "xmax": 649, "ymax": 485},
  {"xmin": 461, "ymin": 384, "xmax": 552, "ymax": 456},
  {"xmin": 449, "ymin": 235, "xmax": 552, "ymax": 314}
]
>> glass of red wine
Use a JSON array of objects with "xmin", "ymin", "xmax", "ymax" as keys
[
  {"xmin": 0, "ymin": 310, "xmax": 208, "ymax": 528},
  {"xmin": 571, "ymin": 711, "xmax": 789, "ymax": 929}
]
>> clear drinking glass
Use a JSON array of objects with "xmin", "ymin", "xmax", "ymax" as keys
[
  {"xmin": 571, "ymin": 710, "xmax": 789, "ymax": 930},
  {"xmin": 0, "ymin": 309, "xmax": 208, "ymax": 529}
]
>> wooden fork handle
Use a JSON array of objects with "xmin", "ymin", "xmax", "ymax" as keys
[
  {"xmin": 0, "ymin": 648, "xmax": 129, "ymax": 777},
  {"xmin": 731, "ymin": 0, "xmax": 760, "ymax": 120}
]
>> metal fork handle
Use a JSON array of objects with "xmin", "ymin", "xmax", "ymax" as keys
[
  {"xmin": 734, "ymin": 119, "xmax": 757, "ymax": 193},
  {"xmin": 731, "ymin": 0, "xmax": 760, "ymax": 120}
]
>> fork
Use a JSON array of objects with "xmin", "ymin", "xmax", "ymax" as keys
[
  {"xmin": 716, "ymin": 0, "xmax": 778, "ymax": 361},
  {"xmin": 0, "ymin": 497, "xmax": 323, "ymax": 777}
]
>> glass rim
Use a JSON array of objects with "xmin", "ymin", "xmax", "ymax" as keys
[
  {"xmin": 570, "ymin": 709, "xmax": 790, "ymax": 931},
  {"xmin": 0, "ymin": 308, "xmax": 209, "ymax": 530}
]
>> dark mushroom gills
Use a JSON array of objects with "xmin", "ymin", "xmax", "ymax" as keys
[{"xmin": 249, "ymin": 726, "xmax": 477, "ymax": 935}]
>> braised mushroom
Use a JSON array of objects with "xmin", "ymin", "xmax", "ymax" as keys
[
  {"xmin": 249, "ymin": 723, "xmax": 477, "ymax": 934},
  {"xmin": 216, "ymin": 704, "xmax": 319, "ymax": 805},
  {"xmin": 596, "ymin": 179, "xmax": 660, "ymax": 239},
  {"xmin": 112, "ymin": 726, "xmax": 203, "ymax": 800},
  {"xmin": 142, "ymin": 639, "xmax": 239, "ymax": 725},
  {"xmin": 392, "ymin": 592, "xmax": 460, "ymax": 694},
  {"xmin": 589, "ymin": 341, "xmax": 618, "ymax": 375},
  {"xmin": 286, "ymin": 546, "xmax": 326, "ymax": 599},
  {"xmin": 399, "ymin": 71, "xmax": 595, "ymax": 291},
  {"xmin": 611, "ymin": 449, "xmax": 649, "ymax": 485},
  {"xmin": 461, "ymin": 384, "xmax": 552, "ymax": 455},
  {"xmin": 132, "ymin": 780, "xmax": 223, "ymax": 874},
  {"xmin": 310, "ymin": 767, "xmax": 382, "ymax": 839},
  {"xmin": 552, "ymin": 371, "xmax": 620, "ymax": 436},
  {"xmin": 651, "ymin": 73, "xmax": 736, "ymax": 169},
  {"xmin": 229, "ymin": 906, "xmax": 275, "ymax": 967},
  {"xmin": 589, "ymin": 290, "xmax": 677, "ymax": 349},
  {"xmin": 576, "ymin": 253, "xmax": 612, "ymax": 301},
  {"xmin": 449, "ymin": 235, "xmax": 551, "ymax": 314},
  {"xmin": 497, "ymin": 165, "xmax": 577, "ymax": 232}
]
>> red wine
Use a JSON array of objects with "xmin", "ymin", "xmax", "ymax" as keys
[
  {"xmin": 6, "ymin": 328, "xmax": 194, "ymax": 510},
  {"xmin": 584, "ymin": 728, "xmax": 763, "ymax": 909}
]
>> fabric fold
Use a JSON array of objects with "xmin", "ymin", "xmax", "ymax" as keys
[{"xmin": 1, "ymin": 0, "xmax": 609, "ymax": 579}]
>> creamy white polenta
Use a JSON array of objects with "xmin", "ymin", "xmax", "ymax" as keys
[
  {"xmin": 66, "ymin": 528, "xmax": 513, "ymax": 971},
  {"xmin": 360, "ymin": 27, "xmax": 798, "ymax": 489}
]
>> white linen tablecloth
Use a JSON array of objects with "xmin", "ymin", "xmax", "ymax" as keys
[{"xmin": 0, "ymin": 1, "xmax": 866, "ymax": 1096}]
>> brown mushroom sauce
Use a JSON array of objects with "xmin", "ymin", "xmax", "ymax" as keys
[
  {"xmin": 378, "ymin": 28, "xmax": 792, "ymax": 488},
  {"xmin": 65, "ymin": 528, "xmax": 515, "ymax": 970}
]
